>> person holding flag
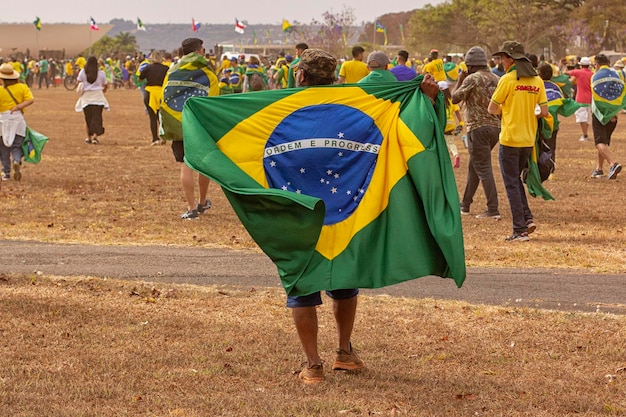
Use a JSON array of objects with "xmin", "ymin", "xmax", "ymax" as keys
[
  {"xmin": 181, "ymin": 48, "xmax": 461, "ymax": 384},
  {"xmin": 590, "ymin": 54, "xmax": 623, "ymax": 180}
]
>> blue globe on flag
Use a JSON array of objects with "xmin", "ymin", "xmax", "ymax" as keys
[{"xmin": 264, "ymin": 105, "xmax": 383, "ymax": 225}]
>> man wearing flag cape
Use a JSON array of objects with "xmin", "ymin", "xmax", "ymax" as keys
[
  {"xmin": 590, "ymin": 54, "xmax": 624, "ymax": 180},
  {"xmin": 182, "ymin": 48, "xmax": 463, "ymax": 383}
]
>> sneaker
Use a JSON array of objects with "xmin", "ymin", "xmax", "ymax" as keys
[
  {"xmin": 2, "ymin": 173, "xmax": 10, "ymax": 181},
  {"xmin": 607, "ymin": 163, "xmax": 622, "ymax": 180},
  {"xmin": 84, "ymin": 137, "xmax": 92, "ymax": 144},
  {"xmin": 453, "ymin": 155, "xmax": 460, "ymax": 169},
  {"xmin": 180, "ymin": 209, "xmax": 199, "ymax": 220},
  {"xmin": 197, "ymin": 199, "xmax": 212, "ymax": 214},
  {"xmin": 332, "ymin": 343, "xmax": 365, "ymax": 371},
  {"xmin": 526, "ymin": 219, "xmax": 536, "ymax": 234},
  {"xmin": 151, "ymin": 139, "xmax": 165, "ymax": 146},
  {"xmin": 505, "ymin": 232, "xmax": 530, "ymax": 242},
  {"xmin": 91, "ymin": 137, "xmax": 99, "ymax": 145},
  {"xmin": 547, "ymin": 173, "xmax": 555, "ymax": 181},
  {"xmin": 12, "ymin": 162, "xmax": 21, "ymax": 181},
  {"xmin": 460, "ymin": 206, "xmax": 470, "ymax": 216},
  {"xmin": 298, "ymin": 362, "xmax": 324, "ymax": 384},
  {"xmin": 578, "ymin": 135, "xmax": 589, "ymax": 142},
  {"xmin": 475, "ymin": 211, "xmax": 501, "ymax": 220},
  {"xmin": 591, "ymin": 169, "xmax": 604, "ymax": 178}
]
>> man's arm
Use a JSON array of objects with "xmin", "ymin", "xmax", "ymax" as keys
[{"xmin": 487, "ymin": 100, "xmax": 501, "ymax": 115}]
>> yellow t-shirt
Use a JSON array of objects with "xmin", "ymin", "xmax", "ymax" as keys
[
  {"xmin": 75, "ymin": 56, "xmax": 86, "ymax": 69},
  {"xmin": 491, "ymin": 68, "xmax": 547, "ymax": 148},
  {"xmin": 339, "ymin": 60, "xmax": 370, "ymax": 84},
  {"xmin": 0, "ymin": 83, "xmax": 34, "ymax": 113},
  {"xmin": 11, "ymin": 62, "xmax": 22, "ymax": 74},
  {"xmin": 423, "ymin": 58, "xmax": 446, "ymax": 82}
]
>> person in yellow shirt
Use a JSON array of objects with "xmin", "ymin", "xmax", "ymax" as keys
[
  {"xmin": 337, "ymin": 46, "xmax": 369, "ymax": 84},
  {"xmin": 422, "ymin": 49, "xmax": 446, "ymax": 82},
  {"xmin": 488, "ymin": 41, "xmax": 548, "ymax": 242}
]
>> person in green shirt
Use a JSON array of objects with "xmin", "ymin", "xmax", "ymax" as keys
[{"xmin": 358, "ymin": 51, "xmax": 397, "ymax": 83}]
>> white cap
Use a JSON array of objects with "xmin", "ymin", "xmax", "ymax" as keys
[
  {"xmin": 580, "ymin": 57, "xmax": 591, "ymax": 66},
  {"xmin": 437, "ymin": 81, "xmax": 449, "ymax": 90}
]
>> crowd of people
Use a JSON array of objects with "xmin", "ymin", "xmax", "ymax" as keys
[{"xmin": 1, "ymin": 37, "xmax": 624, "ymax": 383}]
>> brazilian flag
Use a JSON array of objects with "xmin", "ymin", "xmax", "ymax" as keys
[
  {"xmin": 551, "ymin": 74, "xmax": 572, "ymax": 99},
  {"xmin": 591, "ymin": 66, "xmax": 626, "ymax": 125},
  {"xmin": 544, "ymin": 80, "xmax": 584, "ymax": 131},
  {"xmin": 182, "ymin": 78, "xmax": 466, "ymax": 296},
  {"xmin": 160, "ymin": 53, "xmax": 219, "ymax": 141}
]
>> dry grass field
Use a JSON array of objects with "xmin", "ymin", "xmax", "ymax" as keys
[{"xmin": 1, "ymin": 87, "xmax": 625, "ymax": 416}]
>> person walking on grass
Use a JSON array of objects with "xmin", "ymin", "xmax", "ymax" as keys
[
  {"xmin": 590, "ymin": 54, "xmax": 622, "ymax": 180},
  {"xmin": 75, "ymin": 56, "xmax": 108, "ymax": 145},
  {"xmin": 292, "ymin": 48, "xmax": 442, "ymax": 384},
  {"xmin": 488, "ymin": 41, "xmax": 548, "ymax": 242},
  {"xmin": 138, "ymin": 50, "xmax": 169, "ymax": 146},
  {"xmin": 564, "ymin": 57, "xmax": 593, "ymax": 142},
  {"xmin": 0, "ymin": 63, "xmax": 34, "ymax": 181},
  {"xmin": 452, "ymin": 46, "xmax": 501, "ymax": 219},
  {"xmin": 160, "ymin": 38, "xmax": 219, "ymax": 219}
]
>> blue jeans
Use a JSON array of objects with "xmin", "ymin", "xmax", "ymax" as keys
[
  {"xmin": 0, "ymin": 134, "xmax": 24, "ymax": 175},
  {"xmin": 499, "ymin": 145, "xmax": 533, "ymax": 233}
]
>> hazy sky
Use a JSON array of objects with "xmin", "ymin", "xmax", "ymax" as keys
[{"xmin": 1, "ymin": 1, "xmax": 439, "ymax": 26}]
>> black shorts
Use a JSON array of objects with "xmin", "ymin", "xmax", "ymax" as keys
[
  {"xmin": 171, "ymin": 140, "xmax": 184, "ymax": 162},
  {"xmin": 592, "ymin": 114, "xmax": 617, "ymax": 146}
]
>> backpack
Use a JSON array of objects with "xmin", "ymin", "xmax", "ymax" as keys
[
  {"xmin": 522, "ymin": 138, "xmax": 554, "ymax": 184},
  {"xmin": 248, "ymin": 72, "xmax": 266, "ymax": 91},
  {"xmin": 536, "ymin": 139, "xmax": 555, "ymax": 182}
]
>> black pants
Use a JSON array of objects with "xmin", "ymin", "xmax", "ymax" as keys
[
  {"xmin": 461, "ymin": 126, "xmax": 500, "ymax": 213},
  {"xmin": 83, "ymin": 105, "xmax": 105, "ymax": 136},
  {"xmin": 143, "ymin": 90, "xmax": 160, "ymax": 142}
]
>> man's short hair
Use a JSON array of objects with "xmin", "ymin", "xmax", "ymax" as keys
[
  {"xmin": 295, "ymin": 43, "xmax": 309, "ymax": 52},
  {"xmin": 537, "ymin": 63, "xmax": 553, "ymax": 81},
  {"xmin": 595, "ymin": 54, "xmax": 610, "ymax": 66},
  {"xmin": 351, "ymin": 46, "xmax": 365, "ymax": 58},
  {"xmin": 181, "ymin": 38, "xmax": 203, "ymax": 55},
  {"xmin": 397, "ymin": 50, "xmax": 409, "ymax": 62}
]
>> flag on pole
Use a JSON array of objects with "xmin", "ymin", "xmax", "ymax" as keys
[
  {"xmin": 375, "ymin": 21, "xmax": 385, "ymax": 33},
  {"xmin": 192, "ymin": 18, "xmax": 201, "ymax": 32},
  {"xmin": 253, "ymin": 30, "xmax": 258, "ymax": 45},
  {"xmin": 235, "ymin": 18, "xmax": 246, "ymax": 34},
  {"xmin": 137, "ymin": 17, "xmax": 146, "ymax": 31},
  {"xmin": 181, "ymin": 79, "xmax": 466, "ymax": 296},
  {"xmin": 33, "ymin": 16, "xmax": 41, "ymax": 31},
  {"xmin": 282, "ymin": 19, "xmax": 293, "ymax": 33},
  {"xmin": 90, "ymin": 17, "xmax": 99, "ymax": 31},
  {"xmin": 383, "ymin": 28, "xmax": 388, "ymax": 46},
  {"xmin": 265, "ymin": 29, "xmax": 271, "ymax": 43},
  {"xmin": 399, "ymin": 23, "xmax": 405, "ymax": 43}
]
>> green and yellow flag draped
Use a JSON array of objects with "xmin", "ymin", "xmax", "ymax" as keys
[
  {"xmin": 591, "ymin": 66, "xmax": 626, "ymax": 125},
  {"xmin": 182, "ymin": 79, "xmax": 466, "ymax": 296},
  {"xmin": 160, "ymin": 53, "xmax": 219, "ymax": 141}
]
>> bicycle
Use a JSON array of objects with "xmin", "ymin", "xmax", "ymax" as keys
[{"xmin": 63, "ymin": 66, "xmax": 80, "ymax": 90}]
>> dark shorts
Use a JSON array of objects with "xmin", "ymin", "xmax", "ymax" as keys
[
  {"xmin": 171, "ymin": 140, "xmax": 184, "ymax": 162},
  {"xmin": 592, "ymin": 114, "xmax": 617, "ymax": 146},
  {"xmin": 286, "ymin": 288, "xmax": 359, "ymax": 308}
]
